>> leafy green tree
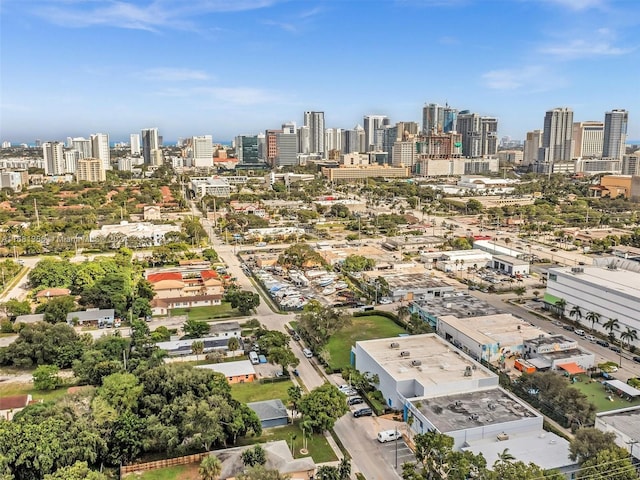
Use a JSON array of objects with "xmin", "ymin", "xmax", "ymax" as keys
[
  {"xmin": 586, "ymin": 311, "xmax": 601, "ymax": 332},
  {"xmin": 287, "ymin": 385, "xmax": 302, "ymax": 417},
  {"xmin": 136, "ymin": 278, "xmax": 156, "ymax": 301},
  {"xmin": 227, "ymin": 336, "xmax": 240, "ymax": 356},
  {"xmin": 184, "ymin": 318, "xmax": 210, "ymax": 338},
  {"xmin": 202, "ymin": 248, "xmax": 219, "ymax": 263},
  {"xmin": 278, "ymin": 243, "xmax": 325, "ymax": 269},
  {"xmin": 577, "ymin": 447, "xmax": 637, "ymax": 480},
  {"xmin": 32, "ymin": 364, "xmax": 61, "ymax": 391},
  {"xmin": 298, "ymin": 384, "xmax": 348, "ymax": 433},
  {"xmin": 1, "ymin": 299, "xmax": 30, "ymax": 320},
  {"xmin": 315, "ymin": 466, "xmax": 340, "ymax": 480},
  {"xmin": 28, "ymin": 258, "xmax": 76, "ymax": 289},
  {"xmin": 241, "ymin": 445, "xmax": 266, "ymax": 467},
  {"xmin": 338, "ymin": 457, "xmax": 351, "ymax": 480},
  {"xmin": 131, "ymin": 297, "xmax": 151, "ymax": 319},
  {"xmin": 151, "ymin": 326, "xmax": 171, "ymax": 342},
  {"xmin": 96, "ymin": 372, "xmax": 142, "ymax": 413},
  {"xmin": 42, "ymin": 295, "xmax": 76, "ymax": 324},
  {"xmin": 621, "ymin": 326, "xmax": 638, "ymax": 349},
  {"xmin": 191, "ymin": 340, "xmax": 205, "ymax": 360},
  {"xmin": 296, "ymin": 301, "xmax": 351, "ymax": 350},
  {"xmin": 569, "ymin": 428, "xmax": 618, "ymax": 463},
  {"xmin": 341, "ymin": 255, "xmax": 375, "ymax": 272},
  {"xmin": 237, "ymin": 466, "xmax": 290, "ymax": 480},
  {"xmin": 42, "ymin": 461, "xmax": 107, "ymax": 480},
  {"xmin": 267, "ymin": 346, "xmax": 299, "ymax": 375},
  {"xmin": 226, "ymin": 290, "xmax": 260, "ymax": 315},
  {"xmin": 80, "ymin": 272, "xmax": 133, "ymax": 318},
  {"xmin": 199, "ymin": 454, "xmax": 222, "ymax": 480},
  {"xmin": 182, "ymin": 218, "xmax": 208, "ymax": 245}
]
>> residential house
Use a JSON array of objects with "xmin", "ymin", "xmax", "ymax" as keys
[
  {"xmin": 247, "ymin": 399, "xmax": 289, "ymax": 428},
  {"xmin": 35, "ymin": 288, "xmax": 72, "ymax": 303},
  {"xmin": 150, "ymin": 294, "xmax": 222, "ymax": 316},
  {"xmin": 0, "ymin": 394, "xmax": 32, "ymax": 420},
  {"xmin": 196, "ymin": 360, "xmax": 256, "ymax": 384},
  {"xmin": 66, "ymin": 308, "xmax": 115, "ymax": 327}
]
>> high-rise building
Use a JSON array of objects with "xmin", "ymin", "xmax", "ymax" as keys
[
  {"xmin": 42, "ymin": 141, "xmax": 65, "ymax": 176},
  {"xmin": 603, "ymin": 109, "xmax": 628, "ymax": 161},
  {"xmin": 539, "ymin": 108, "xmax": 574, "ymax": 167},
  {"xmin": 572, "ymin": 121, "xmax": 604, "ymax": 158},
  {"xmin": 72, "ymin": 137, "xmax": 91, "ymax": 159},
  {"xmin": 265, "ymin": 130, "xmax": 281, "ymax": 167},
  {"xmin": 325, "ymin": 128, "xmax": 342, "ymax": 153},
  {"xmin": 422, "ymin": 103, "xmax": 442, "ymax": 134},
  {"xmin": 456, "ymin": 113, "xmax": 498, "ymax": 158},
  {"xmin": 64, "ymin": 150, "xmax": 81, "ymax": 174},
  {"xmin": 235, "ymin": 135, "xmax": 260, "ymax": 164},
  {"xmin": 481, "ymin": 117, "xmax": 498, "ymax": 156},
  {"xmin": 442, "ymin": 106, "xmax": 458, "ymax": 133},
  {"xmin": 342, "ymin": 125, "xmax": 365, "ymax": 154},
  {"xmin": 275, "ymin": 131, "xmax": 298, "ymax": 167},
  {"xmin": 297, "ymin": 126, "xmax": 310, "ymax": 154},
  {"xmin": 130, "ymin": 134, "xmax": 141, "ymax": 155},
  {"xmin": 523, "ymin": 130, "xmax": 542, "ymax": 167},
  {"xmin": 191, "ymin": 135, "xmax": 213, "ymax": 168},
  {"xmin": 91, "ymin": 133, "xmax": 110, "ymax": 170},
  {"xmin": 363, "ymin": 115, "xmax": 388, "ymax": 151},
  {"xmin": 281, "ymin": 121, "xmax": 297, "ymax": 135},
  {"xmin": 76, "ymin": 158, "xmax": 106, "ymax": 182},
  {"xmin": 141, "ymin": 128, "xmax": 159, "ymax": 165},
  {"xmin": 303, "ymin": 111, "xmax": 325, "ymax": 157}
]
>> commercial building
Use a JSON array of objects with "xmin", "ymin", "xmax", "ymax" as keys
[
  {"xmin": 141, "ymin": 127, "xmax": 160, "ymax": 165},
  {"xmin": 419, "ymin": 249, "xmax": 493, "ymax": 273},
  {"xmin": 303, "ymin": 111, "xmax": 325, "ymax": 157},
  {"xmin": 437, "ymin": 313, "xmax": 549, "ymax": 363},
  {"xmin": 572, "ymin": 121, "xmax": 604, "ymax": 158},
  {"xmin": 409, "ymin": 293, "xmax": 502, "ymax": 328},
  {"xmin": 89, "ymin": 221, "xmax": 180, "ymax": 246},
  {"xmin": 414, "ymin": 156, "xmax": 499, "ymax": 177},
  {"xmin": 544, "ymin": 265, "xmax": 640, "ymax": 348},
  {"xmin": 595, "ymin": 406, "xmax": 640, "ymax": 461},
  {"xmin": 590, "ymin": 174, "xmax": 640, "ymax": 200},
  {"xmin": 321, "ymin": 165, "xmax": 410, "ymax": 182},
  {"xmin": 490, "ymin": 255, "xmax": 530, "ymax": 276},
  {"xmin": 537, "ymin": 108, "xmax": 574, "ymax": 173},
  {"xmin": 622, "ymin": 153, "xmax": 640, "ymax": 175},
  {"xmin": 130, "ymin": 133, "xmax": 141, "ymax": 155},
  {"xmin": 370, "ymin": 272, "xmax": 455, "ymax": 302},
  {"xmin": 363, "ymin": 115, "xmax": 388, "ymax": 151},
  {"xmin": 0, "ymin": 170, "xmax": 28, "ymax": 191},
  {"xmin": 76, "ymin": 158, "xmax": 106, "ymax": 182},
  {"xmin": 275, "ymin": 131, "xmax": 298, "ymax": 167},
  {"xmin": 189, "ymin": 176, "xmax": 232, "ymax": 197},
  {"xmin": 235, "ymin": 134, "xmax": 261, "ymax": 164},
  {"xmin": 603, "ymin": 109, "xmax": 628, "ymax": 161},
  {"xmin": 523, "ymin": 335, "xmax": 595, "ymax": 372},
  {"xmin": 191, "ymin": 135, "xmax": 214, "ymax": 168},
  {"xmin": 523, "ymin": 130, "xmax": 542, "ymax": 167}
]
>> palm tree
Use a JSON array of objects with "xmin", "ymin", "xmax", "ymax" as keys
[
  {"xmin": 514, "ymin": 286, "xmax": 526, "ymax": 302},
  {"xmin": 191, "ymin": 340, "xmax": 205, "ymax": 361},
  {"xmin": 569, "ymin": 305, "xmax": 583, "ymax": 327},
  {"xmin": 585, "ymin": 311, "xmax": 601, "ymax": 333},
  {"xmin": 604, "ymin": 318, "xmax": 620, "ymax": 339},
  {"xmin": 199, "ymin": 454, "xmax": 222, "ymax": 480},
  {"xmin": 555, "ymin": 298, "xmax": 567, "ymax": 319},
  {"xmin": 496, "ymin": 448, "xmax": 515, "ymax": 466},
  {"xmin": 227, "ymin": 336, "xmax": 240, "ymax": 358},
  {"xmin": 621, "ymin": 327, "xmax": 638, "ymax": 349}
]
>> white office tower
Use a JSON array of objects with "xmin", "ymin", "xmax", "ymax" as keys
[
  {"xmin": 281, "ymin": 121, "xmax": 297, "ymax": 134},
  {"xmin": 297, "ymin": 126, "xmax": 310, "ymax": 154},
  {"xmin": 603, "ymin": 109, "xmax": 628, "ymax": 161},
  {"xmin": 538, "ymin": 108, "xmax": 574, "ymax": 171},
  {"xmin": 572, "ymin": 121, "xmax": 604, "ymax": 158},
  {"xmin": 191, "ymin": 135, "xmax": 214, "ymax": 168},
  {"xmin": 64, "ymin": 150, "xmax": 81, "ymax": 173},
  {"xmin": 130, "ymin": 133, "xmax": 141, "ymax": 155},
  {"xmin": 65, "ymin": 137, "xmax": 73, "ymax": 148},
  {"xmin": 141, "ymin": 128, "xmax": 160, "ymax": 165},
  {"xmin": 91, "ymin": 133, "xmax": 111, "ymax": 170},
  {"xmin": 523, "ymin": 130, "xmax": 542, "ymax": 167},
  {"xmin": 364, "ymin": 115, "xmax": 388, "ymax": 151},
  {"xmin": 325, "ymin": 128, "xmax": 342, "ymax": 153},
  {"xmin": 42, "ymin": 141, "xmax": 65, "ymax": 175},
  {"xmin": 303, "ymin": 111, "xmax": 325, "ymax": 157},
  {"xmin": 72, "ymin": 137, "xmax": 91, "ymax": 158}
]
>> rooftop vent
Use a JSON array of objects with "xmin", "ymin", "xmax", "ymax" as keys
[
  {"xmin": 571, "ymin": 267, "xmax": 584, "ymax": 274},
  {"xmin": 497, "ymin": 432, "xmax": 509, "ymax": 441},
  {"xmin": 411, "ymin": 360, "xmax": 422, "ymax": 367},
  {"xmin": 455, "ymin": 400, "xmax": 462, "ymax": 407},
  {"xmin": 469, "ymin": 413, "xmax": 479, "ymax": 421},
  {"xmin": 390, "ymin": 342, "xmax": 400, "ymax": 349},
  {"xmin": 400, "ymin": 351, "xmax": 411, "ymax": 357},
  {"xmin": 488, "ymin": 403, "xmax": 496, "ymax": 410}
]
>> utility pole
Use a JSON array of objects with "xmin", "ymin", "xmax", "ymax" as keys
[{"xmin": 34, "ymin": 199, "xmax": 40, "ymax": 229}]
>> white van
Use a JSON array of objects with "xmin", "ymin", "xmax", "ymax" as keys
[
  {"xmin": 377, "ymin": 430, "xmax": 401, "ymax": 443},
  {"xmin": 574, "ymin": 329, "xmax": 585, "ymax": 336},
  {"xmin": 249, "ymin": 351, "xmax": 259, "ymax": 365}
]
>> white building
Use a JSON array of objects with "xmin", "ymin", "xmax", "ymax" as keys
[
  {"xmin": 595, "ymin": 406, "xmax": 640, "ymax": 461},
  {"xmin": 191, "ymin": 135, "xmax": 214, "ymax": 168},
  {"xmin": 490, "ymin": 255, "xmax": 530, "ymax": 276},
  {"xmin": 42, "ymin": 141, "xmax": 65, "ymax": 175},
  {"xmin": 130, "ymin": 133, "xmax": 141, "ymax": 155},
  {"xmin": 89, "ymin": 221, "xmax": 180, "ymax": 246},
  {"xmin": 419, "ymin": 249, "xmax": 493, "ymax": 272},
  {"xmin": 544, "ymin": 265, "xmax": 640, "ymax": 347},
  {"xmin": 0, "ymin": 171, "xmax": 28, "ymax": 191},
  {"xmin": 91, "ymin": 133, "xmax": 110, "ymax": 170},
  {"xmin": 189, "ymin": 177, "xmax": 232, "ymax": 198},
  {"xmin": 457, "ymin": 175, "xmax": 519, "ymax": 194}
]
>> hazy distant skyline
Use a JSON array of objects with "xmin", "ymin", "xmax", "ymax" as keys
[{"xmin": 1, "ymin": 0, "xmax": 639, "ymax": 144}]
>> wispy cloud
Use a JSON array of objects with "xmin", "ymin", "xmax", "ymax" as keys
[
  {"xmin": 481, "ymin": 65, "xmax": 567, "ymax": 92},
  {"xmin": 30, "ymin": 0, "xmax": 282, "ymax": 32},
  {"xmin": 542, "ymin": 0, "xmax": 606, "ymax": 11},
  {"xmin": 137, "ymin": 68, "xmax": 212, "ymax": 82},
  {"xmin": 539, "ymin": 28, "xmax": 633, "ymax": 59},
  {"xmin": 262, "ymin": 19, "xmax": 298, "ymax": 33},
  {"xmin": 155, "ymin": 85, "xmax": 284, "ymax": 106}
]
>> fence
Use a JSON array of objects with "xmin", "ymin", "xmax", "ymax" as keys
[{"xmin": 120, "ymin": 452, "xmax": 209, "ymax": 475}]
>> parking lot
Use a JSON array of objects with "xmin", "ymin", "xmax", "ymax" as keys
[{"xmin": 378, "ymin": 437, "xmax": 415, "ymax": 473}]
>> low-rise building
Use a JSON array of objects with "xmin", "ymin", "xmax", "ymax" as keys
[
  {"xmin": 409, "ymin": 293, "xmax": 502, "ymax": 328},
  {"xmin": 595, "ymin": 406, "xmax": 640, "ymax": 461},
  {"xmin": 66, "ymin": 308, "xmax": 115, "ymax": 327},
  {"xmin": 420, "ymin": 249, "xmax": 493, "ymax": 272},
  {"xmin": 197, "ymin": 360, "xmax": 256, "ymax": 384},
  {"xmin": 150, "ymin": 294, "xmax": 222, "ymax": 316},
  {"xmin": 0, "ymin": 394, "xmax": 33, "ymax": 421},
  {"xmin": 321, "ymin": 165, "xmax": 410, "ymax": 183},
  {"xmin": 35, "ymin": 288, "xmax": 71, "ymax": 303},
  {"xmin": 89, "ymin": 221, "xmax": 180, "ymax": 247},
  {"xmin": 189, "ymin": 177, "xmax": 232, "ymax": 198},
  {"xmin": 523, "ymin": 335, "xmax": 595, "ymax": 372},
  {"xmin": 490, "ymin": 255, "xmax": 530, "ymax": 276},
  {"xmin": 247, "ymin": 399, "xmax": 289, "ymax": 428}
]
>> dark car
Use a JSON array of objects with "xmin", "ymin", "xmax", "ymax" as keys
[
  {"xmin": 347, "ymin": 397, "xmax": 365, "ymax": 406},
  {"xmin": 609, "ymin": 345, "xmax": 622, "ymax": 353},
  {"xmin": 633, "ymin": 357, "xmax": 640, "ymax": 364},
  {"xmin": 353, "ymin": 407, "xmax": 373, "ymax": 418},
  {"xmin": 562, "ymin": 325, "xmax": 574, "ymax": 331},
  {"xmin": 596, "ymin": 340, "xmax": 610, "ymax": 348}
]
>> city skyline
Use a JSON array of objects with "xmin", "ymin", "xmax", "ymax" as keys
[{"xmin": 1, "ymin": 0, "xmax": 639, "ymax": 143}]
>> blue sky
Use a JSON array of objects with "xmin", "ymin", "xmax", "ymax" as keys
[{"xmin": 1, "ymin": 0, "xmax": 639, "ymax": 144}]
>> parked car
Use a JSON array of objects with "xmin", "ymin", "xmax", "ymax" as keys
[
  {"xmin": 353, "ymin": 407, "xmax": 373, "ymax": 418},
  {"xmin": 633, "ymin": 357, "xmax": 640, "ymax": 364},
  {"xmin": 609, "ymin": 345, "xmax": 622, "ymax": 353},
  {"xmin": 574, "ymin": 329, "xmax": 585, "ymax": 336},
  {"xmin": 562, "ymin": 325, "xmax": 574, "ymax": 331},
  {"xmin": 347, "ymin": 397, "xmax": 365, "ymax": 406},
  {"xmin": 596, "ymin": 340, "xmax": 610, "ymax": 348},
  {"xmin": 377, "ymin": 430, "xmax": 401, "ymax": 443},
  {"xmin": 585, "ymin": 335, "xmax": 596, "ymax": 342},
  {"xmin": 302, "ymin": 348, "xmax": 313, "ymax": 358}
]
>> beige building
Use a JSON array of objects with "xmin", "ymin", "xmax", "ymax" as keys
[
  {"xmin": 76, "ymin": 157, "xmax": 106, "ymax": 182},
  {"xmin": 321, "ymin": 165, "xmax": 410, "ymax": 182}
]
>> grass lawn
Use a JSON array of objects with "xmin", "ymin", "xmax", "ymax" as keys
[
  {"xmin": 0, "ymin": 382, "xmax": 89, "ymax": 403},
  {"xmin": 237, "ymin": 421, "xmax": 338, "ymax": 463},
  {"xmin": 570, "ymin": 375, "xmax": 640, "ymax": 412},
  {"xmin": 171, "ymin": 303, "xmax": 240, "ymax": 321},
  {"xmin": 325, "ymin": 315, "xmax": 406, "ymax": 371},
  {"xmin": 123, "ymin": 463, "xmax": 200, "ymax": 480},
  {"xmin": 231, "ymin": 379, "xmax": 293, "ymax": 404}
]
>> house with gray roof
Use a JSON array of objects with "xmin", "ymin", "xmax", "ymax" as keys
[
  {"xmin": 66, "ymin": 308, "xmax": 115, "ymax": 327},
  {"xmin": 247, "ymin": 399, "xmax": 289, "ymax": 428}
]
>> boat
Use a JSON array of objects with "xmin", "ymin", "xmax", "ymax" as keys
[
  {"xmin": 322, "ymin": 286, "xmax": 336, "ymax": 295},
  {"xmin": 334, "ymin": 281, "xmax": 348, "ymax": 290}
]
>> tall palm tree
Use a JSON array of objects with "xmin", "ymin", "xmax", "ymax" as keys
[
  {"xmin": 585, "ymin": 311, "xmax": 601, "ymax": 333},
  {"xmin": 227, "ymin": 336, "xmax": 240, "ymax": 358},
  {"xmin": 569, "ymin": 305, "xmax": 583, "ymax": 327},
  {"xmin": 199, "ymin": 454, "xmax": 222, "ymax": 480},
  {"xmin": 496, "ymin": 448, "xmax": 516, "ymax": 466},
  {"xmin": 555, "ymin": 298, "xmax": 567, "ymax": 319},
  {"xmin": 191, "ymin": 340, "xmax": 205, "ymax": 361},
  {"xmin": 621, "ymin": 327, "xmax": 638, "ymax": 349},
  {"xmin": 604, "ymin": 318, "xmax": 620, "ymax": 338}
]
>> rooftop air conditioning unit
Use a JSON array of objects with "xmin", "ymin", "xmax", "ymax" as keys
[
  {"xmin": 390, "ymin": 342, "xmax": 400, "ymax": 349},
  {"xmin": 400, "ymin": 351, "xmax": 411, "ymax": 357},
  {"xmin": 469, "ymin": 413, "xmax": 479, "ymax": 421},
  {"xmin": 464, "ymin": 366, "xmax": 473, "ymax": 376},
  {"xmin": 497, "ymin": 432, "xmax": 509, "ymax": 441},
  {"xmin": 411, "ymin": 360, "xmax": 422, "ymax": 367}
]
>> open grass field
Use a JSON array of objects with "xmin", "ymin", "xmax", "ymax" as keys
[
  {"xmin": 231, "ymin": 379, "xmax": 294, "ymax": 404},
  {"xmin": 325, "ymin": 315, "xmax": 406, "ymax": 371},
  {"xmin": 570, "ymin": 375, "xmax": 640, "ymax": 412},
  {"xmin": 0, "ymin": 382, "xmax": 91, "ymax": 403},
  {"xmin": 123, "ymin": 463, "xmax": 199, "ymax": 480},
  {"xmin": 171, "ymin": 303, "xmax": 239, "ymax": 321}
]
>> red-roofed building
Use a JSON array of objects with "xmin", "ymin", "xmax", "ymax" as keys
[
  {"xmin": 147, "ymin": 272, "xmax": 183, "ymax": 283},
  {"xmin": 200, "ymin": 270, "xmax": 219, "ymax": 280},
  {"xmin": 0, "ymin": 394, "xmax": 32, "ymax": 420},
  {"xmin": 35, "ymin": 288, "xmax": 72, "ymax": 303},
  {"xmin": 147, "ymin": 270, "xmax": 224, "ymax": 299}
]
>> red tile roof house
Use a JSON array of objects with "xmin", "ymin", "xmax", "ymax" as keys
[
  {"xmin": 35, "ymin": 288, "xmax": 72, "ymax": 303},
  {"xmin": 0, "ymin": 394, "xmax": 32, "ymax": 420}
]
